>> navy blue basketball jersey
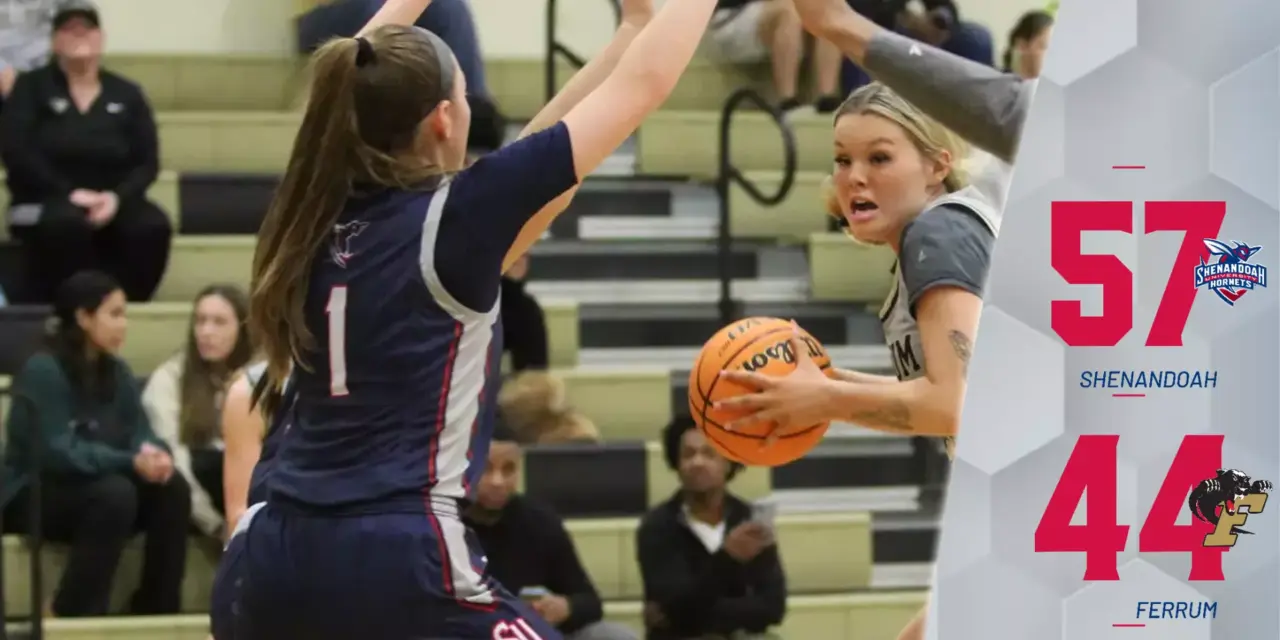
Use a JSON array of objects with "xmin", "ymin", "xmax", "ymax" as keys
[{"xmin": 263, "ymin": 123, "xmax": 578, "ymax": 515}]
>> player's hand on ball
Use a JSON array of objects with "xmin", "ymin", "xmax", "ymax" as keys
[
  {"xmin": 716, "ymin": 323, "xmax": 836, "ymax": 441},
  {"xmin": 533, "ymin": 594, "xmax": 571, "ymax": 626},
  {"xmin": 620, "ymin": 0, "xmax": 654, "ymax": 27}
]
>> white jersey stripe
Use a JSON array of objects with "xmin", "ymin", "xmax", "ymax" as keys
[{"xmin": 419, "ymin": 184, "xmax": 500, "ymax": 605}]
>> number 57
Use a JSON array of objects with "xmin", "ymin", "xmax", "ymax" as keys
[{"xmin": 1051, "ymin": 201, "xmax": 1226, "ymax": 348}]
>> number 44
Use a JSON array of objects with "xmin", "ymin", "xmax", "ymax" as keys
[{"xmin": 1035, "ymin": 434, "xmax": 1266, "ymax": 582}]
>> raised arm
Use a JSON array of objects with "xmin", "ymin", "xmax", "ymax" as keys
[
  {"xmin": 561, "ymin": 0, "xmax": 718, "ymax": 179},
  {"xmin": 793, "ymin": 0, "xmax": 1030, "ymax": 163},
  {"xmin": 502, "ymin": 0, "xmax": 654, "ymax": 271},
  {"xmin": 358, "ymin": 0, "xmax": 434, "ymax": 36},
  {"xmin": 438, "ymin": 0, "xmax": 718, "ymax": 287}
]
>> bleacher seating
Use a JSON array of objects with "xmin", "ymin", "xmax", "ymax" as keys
[{"xmin": 0, "ymin": 34, "xmax": 937, "ymax": 639}]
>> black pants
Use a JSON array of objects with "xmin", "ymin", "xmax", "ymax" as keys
[
  {"xmin": 191, "ymin": 447, "xmax": 225, "ymax": 517},
  {"xmin": 10, "ymin": 197, "xmax": 172, "ymax": 303},
  {"xmin": 1, "ymin": 472, "xmax": 192, "ymax": 617}
]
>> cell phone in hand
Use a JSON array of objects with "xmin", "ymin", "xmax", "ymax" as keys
[
  {"xmin": 750, "ymin": 499, "xmax": 778, "ymax": 530},
  {"xmin": 518, "ymin": 586, "xmax": 549, "ymax": 603}
]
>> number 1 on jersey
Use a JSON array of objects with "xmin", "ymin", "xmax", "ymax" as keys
[{"xmin": 326, "ymin": 286, "xmax": 349, "ymax": 396}]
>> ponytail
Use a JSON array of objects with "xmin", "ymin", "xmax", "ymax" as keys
[
  {"xmin": 249, "ymin": 37, "xmax": 365, "ymax": 416},
  {"xmin": 248, "ymin": 26, "xmax": 453, "ymax": 417}
]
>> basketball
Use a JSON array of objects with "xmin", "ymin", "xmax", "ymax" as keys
[{"xmin": 688, "ymin": 317, "xmax": 833, "ymax": 466}]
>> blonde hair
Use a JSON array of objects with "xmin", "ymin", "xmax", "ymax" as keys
[
  {"xmin": 498, "ymin": 372, "xmax": 600, "ymax": 444},
  {"xmin": 820, "ymin": 83, "xmax": 971, "ymax": 224}
]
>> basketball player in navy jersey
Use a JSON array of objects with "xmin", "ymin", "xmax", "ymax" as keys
[{"xmin": 208, "ymin": 0, "xmax": 724, "ymax": 637}]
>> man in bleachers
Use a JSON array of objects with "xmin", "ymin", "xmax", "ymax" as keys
[
  {"xmin": 637, "ymin": 415, "xmax": 786, "ymax": 640},
  {"xmin": 704, "ymin": 0, "xmax": 844, "ymax": 113},
  {"xmin": 467, "ymin": 425, "xmax": 637, "ymax": 640},
  {"xmin": 1, "ymin": 0, "xmax": 172, "ymax": 304}
]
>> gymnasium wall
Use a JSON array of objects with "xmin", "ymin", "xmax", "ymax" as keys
[{"xmin": 96, "ymin": 0, "xmax": 1047, "ymax": 58}]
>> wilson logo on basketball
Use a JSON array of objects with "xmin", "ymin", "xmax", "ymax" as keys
[
  {"xmin": 739, "ymin": 335, "xmax": 826, "ymax": 373},
  {"xmin": 719, "ymin": 318, "xmax": 769, "ymax": 354}
]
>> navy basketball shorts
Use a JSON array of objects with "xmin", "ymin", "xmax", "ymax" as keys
[{"xmin": 210, "ymin": 501, "xmax": 560, "ymax": 640}]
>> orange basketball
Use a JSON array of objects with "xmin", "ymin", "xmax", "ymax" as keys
[{"xmin": 687, "ymin": 317, "xmax": 832, "ymax": 467}]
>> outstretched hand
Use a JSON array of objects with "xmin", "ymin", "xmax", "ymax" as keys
[{"xmin": 715, "ymin": 323, "xmax": 836, "ymax": 441}]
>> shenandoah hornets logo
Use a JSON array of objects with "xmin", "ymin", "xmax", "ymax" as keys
[
  {"xmin": 1193, "ymin": 239, "xmax": 1267, "ymax": 306},
  {"xmin": 1188, "ymin": 468, "xmax": 1271, "ymax": 547}
]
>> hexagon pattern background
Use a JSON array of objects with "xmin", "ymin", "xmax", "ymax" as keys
[{"xmin": 929, "ymin": 0, "xmax": 1279, "ymax": 637}]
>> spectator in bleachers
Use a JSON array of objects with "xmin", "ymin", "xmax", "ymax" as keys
[
  {"xmin": 0, "ymin": 270, "xmax": 190, "ymax": 617},
  {"xmin": 1003, "ymin": 10, "xmax": 1052, "ymax": 79},
  {"xmin": 704, "ymin": 0, "xmax": 843, "ymax": 113},
  {"xmin": 142, "ymin": 285, "xmax": 255, "ymax": 542},
  {"xmin": 296, "ymin": 0, "xmax": 507, "ymax": 150},
  {"xmin": 638, "ymin": 415, "xmax": 786, "ymax": 640},
  {"xmin": 467, "ymin": 425, "xmax": 637, "ymax": 640},
  {"xmin": 498, "ymin": 371, "xmax": 600, "ymax": 444},
  {"xmin": 1, "ymin": 0, "xmax": 172, "ymax": 304},
  {"xmin": 0, "ymin": 0, "xmax": 55, "ymax": 102},
  {"xmin": 502, "ymin": 255, "xmax": 551, "ymax": 372}
]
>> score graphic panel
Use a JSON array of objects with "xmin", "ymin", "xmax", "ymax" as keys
[{"xmin": 929, "ymin": 0, "xmax": 1280, "ymax": 638}]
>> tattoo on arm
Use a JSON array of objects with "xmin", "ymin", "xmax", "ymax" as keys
[
  {"xmin": 949, "ymin": 330, "xmax": 973, "ymax": 375},
  {"xmin": 849, "ymin": 400, "xmax": 913, "ymax": 432}
]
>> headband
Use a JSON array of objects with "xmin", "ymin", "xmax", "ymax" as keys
[{"xmin": 353, "ymin": 29, "xmax": 456, "ymax": 108}]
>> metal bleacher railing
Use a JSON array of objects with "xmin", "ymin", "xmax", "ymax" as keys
[
  {"xmin": 544, "ymin": 0, "xmax": 623, "ymax": 103},
  {"xmin": 716, "ymin": 91, "xmax": 797, "ymax": 326},
  {"xmin": 543, "ymin": 1, "xmax": 799, "ymax": 328},
  {"xmin": 0, "ymin": 387, "xmax": 45, "ymax": 640}
]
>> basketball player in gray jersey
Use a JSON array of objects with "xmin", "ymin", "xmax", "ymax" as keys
[
  {"xmin": 717, "ymin": 82, "xmax": 998, "ymax": 448},
  {"xmin": 716, "ymin": 82, "xmax": 1002, "ymax": 640}
]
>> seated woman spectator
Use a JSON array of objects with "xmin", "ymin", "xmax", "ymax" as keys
[
  {"xmin": 142, "ymin": 285, "xmax": 254, "ymax": 541},
  {"xmin": 1, "ymin": 0, "xmax": 172, "ymax": 304},
  {"xmin": 498, "ymin": 371, "xmax": 599, "ymax": 444},
  {"xmin": 502, "ymin": 255, "xmax": 550, "ymax": 372},
  {"xmin": 0, "ymin": 270, "xmax": 190, "ymax": 617},
  {"xmin": 704, "ymin": 0, "xmax": 843, "ymax": 113},
  {"xmin": 1003, "ymin": 10, "xmax": 1053, "ymax": 79}
]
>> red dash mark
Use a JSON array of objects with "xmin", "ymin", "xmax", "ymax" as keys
[
  {"xmin": 1113, "ymin": 393, "xmax": 1146, "ymax": 398},
  {"xmin": 1113, "ymin": 623, "xmax": 1147, "ymax": 628},
  {"xmin": 1112, "ymin": 165, "xmax": 1146, "ymax": 170}
]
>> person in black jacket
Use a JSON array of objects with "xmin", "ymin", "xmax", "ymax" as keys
[
  {"xmin": 466, "ymin": 425, "xmax": 637, "ymax": 640},
  {"xmin": 1, "ymin": 0, "xmax": 171, "ymax": 304},
  {"xmin": 637, "ymin": 415, "xmax": 786, "ymax": 639},
  {"xmin": 501, "ymin": 255, "xmax": 550, "ymax": 372},
  {"xmin": 1, "ymin": 270, "xmax": 191, "ymax": 617}
]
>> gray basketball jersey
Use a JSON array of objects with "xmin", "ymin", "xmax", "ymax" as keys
[{"xmin": 879, "ymin": 163, "xmax": 1006, "ymax": 458}]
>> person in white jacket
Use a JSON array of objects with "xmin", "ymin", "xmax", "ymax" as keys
[{"xmin": 141, "ymin": 285, "xmax": 254, "ymax": 541}]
